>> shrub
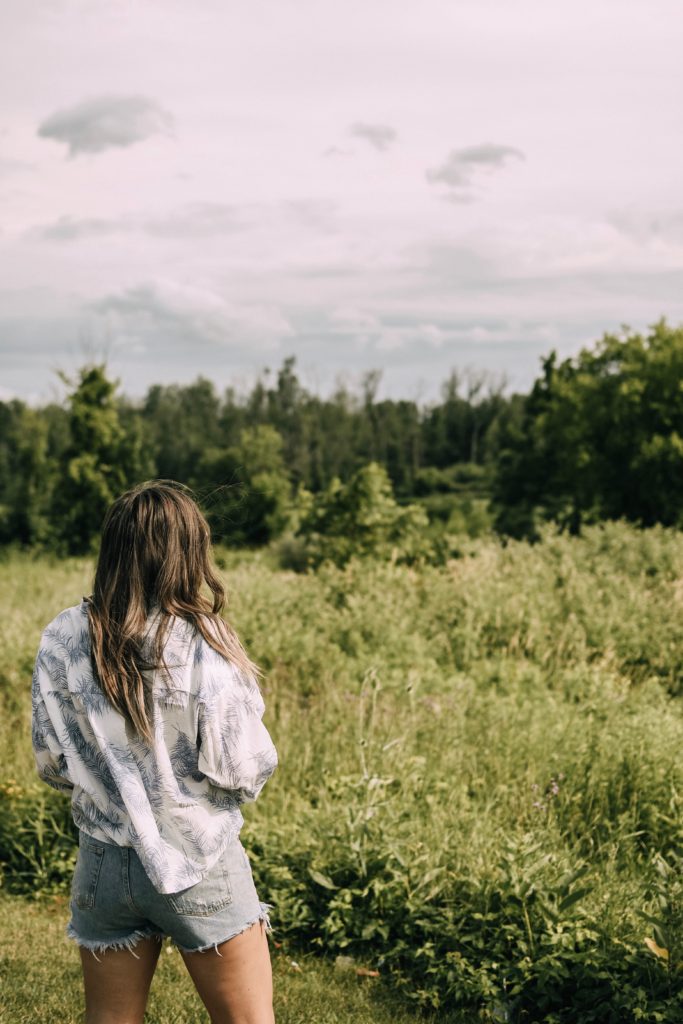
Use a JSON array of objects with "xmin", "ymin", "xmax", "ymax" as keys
[
  {"xmin": 291, "ymin": 462, "xmax": 433, "ymax": 569},
  {"xmin": 0, "ymin": 780, "xmax": 77, "ymax": 897}
]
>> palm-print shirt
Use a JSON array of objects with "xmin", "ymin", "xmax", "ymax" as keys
[{"xmin": 31, "ymin": 600, "xmax": 278, "ymax": 894}]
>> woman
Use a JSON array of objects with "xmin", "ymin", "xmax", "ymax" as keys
[{"xmin": 31, "ymin": 480, "xmax": 279, "ymax": 1024}]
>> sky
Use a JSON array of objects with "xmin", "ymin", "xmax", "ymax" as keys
[{"xmin": 2, "ymin": 0, "xmax": 682, "ymax": 406}]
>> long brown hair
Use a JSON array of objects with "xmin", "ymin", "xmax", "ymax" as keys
[{"xmin": 86, "ymin": 479, "xmax": 261, "ymax": 744}]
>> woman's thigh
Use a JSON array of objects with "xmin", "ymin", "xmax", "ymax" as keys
[
  {"xmin": 79, "ymin": 938, "xmax": 162, "ymax": 1024},
  {"xmin": 180, "ymin": 918, "xmax": 274, "ymax": 1024}
]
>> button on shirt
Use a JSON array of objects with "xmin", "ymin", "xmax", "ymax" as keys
[{"xmin": 31, "ymin": 601, "xmax": 278, "ymax": 894}]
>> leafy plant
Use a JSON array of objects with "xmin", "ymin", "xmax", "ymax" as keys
[
  {"xmin": 0, "ymin": 779, "xmax": 77, "ymax": 896},
  {"xmin": 292, "ymin": 462, "xmax": 432, "ymax": 569}
]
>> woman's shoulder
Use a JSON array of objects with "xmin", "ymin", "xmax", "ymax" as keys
[
  {"xmin": 38, "ymin": 600, "xmax": 91, "ymax": 662},
  {"xmin": 41, "ymin": 599, "xmax": 89, "ymax": 640}
]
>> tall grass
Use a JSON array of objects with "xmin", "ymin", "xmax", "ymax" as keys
[{"xmin": 3, "ymin": 522, "xmax": 683, "ymax": 1020}]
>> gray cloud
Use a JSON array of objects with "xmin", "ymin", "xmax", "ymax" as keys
[
  {"xmin": 40, "ymin": 216, "xmax": 121, "ymax": 241},
  {"xmin": 36, "ymin": 205, "xmax": 245, "ymax": 241},
  {"xmin": 348, "ymin": 121, "xmax": 397, "ymax": 151},
  {"xmin": 145, "ymin": 204, "xmax": 245, "ymax": 238},
  {"xmin": 91, "ymin": 284, "xmax": 217, "ymax": 347},
  {"xmin": 281, "ymin": 198, "xmax": 338, "ymax": 232},
  {"xmin": 37, "ymin": 95, "xmax": 174, "ymax": 156},
  {"xmin": 426, "ymin": 142, "xmax": 525, "ymax": 200},
  {"xmin": 607, "ymin": 207, "xmax": 683, "ymax": 245},
  {"xmin": 34, "ymin": 199, "xmax": 337, "ymax": 242},
  {"xmin": 89, "ymin": 281, "xmax": 292, "ymax": 351},
  {"xmin": 0, "ymin": 157, "xmax": 34, "ymax": 176}
]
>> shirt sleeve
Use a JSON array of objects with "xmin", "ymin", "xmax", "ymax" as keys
[
  {"xmin": 196, "ymin": 649, "xmax": 278, "ymax": 803},
  {"xmin": 31, "ymin": 640, "xmax": 74, "ymax": 794}
]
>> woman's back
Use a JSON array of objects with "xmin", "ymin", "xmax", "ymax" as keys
[{"xmin": 32, "ymin": 598, "xmax": 278, "ymax": 894}]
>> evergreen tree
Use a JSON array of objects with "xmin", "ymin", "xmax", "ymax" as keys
[{"xmin": 53, "ymin": 365, "xmax": 146, "ymax": 554}]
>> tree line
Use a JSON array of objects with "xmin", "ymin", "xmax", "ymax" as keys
[{"xmin": 1, "ymin": 318, "xmax": 682, "ymax": 560}]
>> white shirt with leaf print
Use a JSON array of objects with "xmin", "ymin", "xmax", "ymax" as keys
[{"xmin": 31, "ymin": 600, "xmax": 278, "ymax": 894}]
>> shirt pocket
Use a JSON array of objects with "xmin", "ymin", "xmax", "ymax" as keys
[
  {"xmin": 164, "ymin": 861, "xmax": 233, "ymax": 916},
  {"xmin": 71, "ymin": 839, "xmax": 106, "ymax": 910}
]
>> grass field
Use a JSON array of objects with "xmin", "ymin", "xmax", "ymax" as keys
[
  {"xmin": 0, "ymin": 892, "xmax": 451, "ymax": 1024},
  {"xmin": 3, "ymin": 523, "xmax": 683, "ymax": 1021}
]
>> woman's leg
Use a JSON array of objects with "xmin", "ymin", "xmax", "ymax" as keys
[
  {"xmin": 79, "ymin": 937, "xmax": 162, "ymax": 1024},
  {"xmin": 179, "ymin": 919, "xmax": 275, "ymax": 1024}
]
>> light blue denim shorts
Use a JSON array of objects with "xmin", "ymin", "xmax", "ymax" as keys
[{"xmin": 66, "ymin": 829, "xmax": 273, "ymax": 958}]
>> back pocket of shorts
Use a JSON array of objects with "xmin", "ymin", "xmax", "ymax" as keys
[
  {"xmin": 165, "ymin": 864, "xmax": 233, "ymax": 917},
  {"xmin": 72, "ymin": 842, "xmax": 105, "ymax": 910}
]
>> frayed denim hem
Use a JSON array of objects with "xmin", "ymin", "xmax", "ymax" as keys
[
  {"xmin": 176, "ymin": 901, "xmax": 275, "ymax": 956},
  {"xmin": 65, "ymin": 921, "xmax": 164, "ymax": 962}
]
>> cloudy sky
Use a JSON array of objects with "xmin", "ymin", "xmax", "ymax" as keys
[{"xmin": 2, "ymin": 0, "xmax": 682, "ymax": 405}]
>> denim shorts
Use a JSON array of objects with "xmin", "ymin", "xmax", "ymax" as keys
[{"xmin": 66, "ymin": 829, "xmax": 273, "ymax": 959}]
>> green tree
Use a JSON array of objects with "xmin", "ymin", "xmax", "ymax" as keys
[
  {"xmin": 0, "ymin": 401, "xmax": 53, "ymax": 546},
  {"xmin": 492, "ymin": 318, "xmax": 683, "ymax": 536},
  {"xmin": 421, "ymin": 370, "xmax": 503, "ymax": 466},
  {"xmin": 141, "ymin": 377, "xmax": 223, "ymax": 481},
  {"xmin": 194, "ymin": 424, "xmax": 292, "ymax": 545},
  {"xmin": 53, "ymin": 365, "xmax": 146, "ymax": 554}
]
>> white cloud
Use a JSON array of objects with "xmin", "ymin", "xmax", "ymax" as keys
[
  {"xmin": 37, "ymin": 94, "xmax": 174, "ymax": 156},
  {"xmin": 329, "ymin": 307, "xmax": 468, "ymax": 352},
  {"xmin": 90, "ymin": 279, "xmax": 293, "ymax": 351}
]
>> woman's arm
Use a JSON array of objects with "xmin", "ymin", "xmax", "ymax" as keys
[
  {"xmin": 196, "ymin": 654, "xmax": 278, "ymax": 803},
  {"xmin": 31, "ymin": 641, "xmax": 74, "ymax": 793}
]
